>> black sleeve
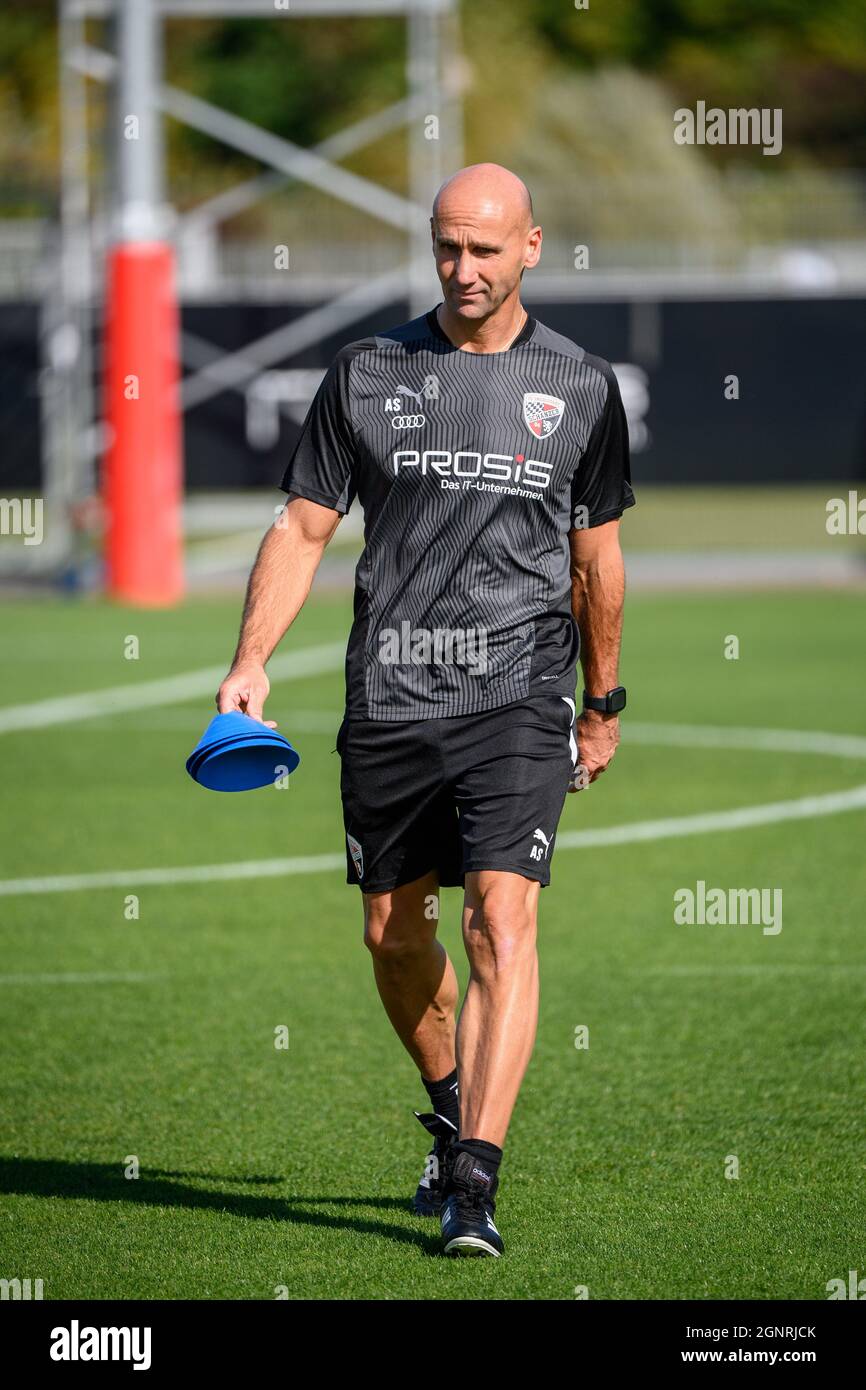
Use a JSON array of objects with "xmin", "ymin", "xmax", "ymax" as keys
[
  {"xmin": 280, "ymin": 350, "xmax": 356, "ymax": 514},
  {"xmin": 570, "ymin": 364, "xmax": 635, "ymax": 529}
]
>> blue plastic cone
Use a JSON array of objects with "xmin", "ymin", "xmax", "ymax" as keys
[{"xmin": 185, "ymin": 711, "xmax": 300, "ymax": 792}]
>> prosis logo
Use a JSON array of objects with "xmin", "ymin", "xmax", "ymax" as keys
[{"xmin": 392, "ymin": 449, "xmax": 552, "ymax": 491}]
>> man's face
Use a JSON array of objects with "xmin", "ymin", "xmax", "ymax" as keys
[{"xmin": 431, "ymin": 202, "xmax": 539, "ymax": 320}]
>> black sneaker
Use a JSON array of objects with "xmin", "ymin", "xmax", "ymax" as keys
[
  {"xmin": 440, "ymin": 1149, "xmax": 504, "ymax": 1257},
  {"xmin": 411, "ymin": 1111, "xmax": 458, "ymax": 1216}
]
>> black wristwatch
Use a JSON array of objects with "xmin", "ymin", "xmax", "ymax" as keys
[{"xmin": 582, "ymin": 686, "xmax": 627, "ymax": 714}]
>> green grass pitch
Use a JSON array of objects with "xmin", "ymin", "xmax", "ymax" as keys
[{"xmin": 0, "ymin": 587, "xmax": 864, "ymax": 1300}]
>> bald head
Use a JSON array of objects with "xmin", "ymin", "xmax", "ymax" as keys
[
  {"xmin": 430, "ymin": 163, "xmax": 541, "ymax": 326},
  {"xmin": 433, "ymin": 163, "xmax": 533, "ymax": 233}
]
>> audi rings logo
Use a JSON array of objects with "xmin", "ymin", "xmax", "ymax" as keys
[{"xmin": 391, "ymin": 413, "xmax": 426, "ymax": 430}]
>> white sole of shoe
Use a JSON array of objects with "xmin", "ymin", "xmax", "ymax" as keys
[{"xmin": 444, "ymin": 1235, "xmax": 501, "ymax": 1257}]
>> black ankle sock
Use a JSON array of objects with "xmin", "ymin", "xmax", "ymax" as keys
[
  {"xmin": 454, "ymin": 1137, "xmax": 503, "ymax": 1177},
  {"xmin": 422, "ymin": 1067, "xmax": 459, "ymax": 1129}
]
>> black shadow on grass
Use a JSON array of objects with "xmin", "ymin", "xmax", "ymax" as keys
[
  {"xmin": 0, "ymin": 1156, "xmax": 440, "ymax": 1253},
  {"xmin": 148, "ymin": 1169, "xmax": 283, "ymax": 1184}
]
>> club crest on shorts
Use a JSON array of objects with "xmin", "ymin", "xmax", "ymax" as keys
[
  {"xmin": 523, "ymin": 392, "xmax": 565, "ymax": 439},
  {"xmin": 347, "ymin": 832, "xmax": 364, "ymax": 879}
]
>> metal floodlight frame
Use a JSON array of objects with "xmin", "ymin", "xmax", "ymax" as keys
[{"xmin": 31, "ymin": 0, "xmax": 462, "ymax": 584}]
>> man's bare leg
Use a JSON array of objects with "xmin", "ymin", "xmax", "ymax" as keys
[
  {"xmin": 457, "ymin": 869, "xmax": 541, "ymax": 1148},
  {"xmin": 363, "ymin": 870, "xmax": 459, "ymax": 1083}
]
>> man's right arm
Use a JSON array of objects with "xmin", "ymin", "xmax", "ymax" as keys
[{"xmin": 216, "ymin": 493, "xmax": 342, "ymax": 725}]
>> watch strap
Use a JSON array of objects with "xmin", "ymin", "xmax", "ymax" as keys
[{"xmin": 582, "ymin": 687, "xmax": 626, "ymax": 714}]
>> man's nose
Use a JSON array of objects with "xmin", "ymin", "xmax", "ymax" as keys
[{"xmin": 452, "ymin": 253, "xmax": 477, "ymax": 285}]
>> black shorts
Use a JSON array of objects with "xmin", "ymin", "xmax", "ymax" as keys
[{"xmin": 336, "ymin": 692, "xmax": 579, "ymax": 893}]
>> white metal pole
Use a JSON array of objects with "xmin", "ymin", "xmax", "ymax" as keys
[
  {"xmin": 408, "ymin": 0, "xmax": 444, "ymax": 319},
  {"xmin": 115, "ymin": 0, "xmax": 166, "ymax": 241}
]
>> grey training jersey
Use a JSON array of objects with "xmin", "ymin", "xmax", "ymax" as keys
[{"xmin": 281, "ymin": 306, "xmax": 635, "ymax": 721}]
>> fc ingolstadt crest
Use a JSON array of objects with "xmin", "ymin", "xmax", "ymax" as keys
[{"xmin": 523, "ymin": 393, "xmax": 566, "ymax": 439}]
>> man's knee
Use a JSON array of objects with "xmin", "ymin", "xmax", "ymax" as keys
[
  {"xmin": 463, "ymin": 874, "xmax": 538, "ymax": 975},
  {"xmin": 363, "ymin": 875, "xmax": 439, "ymax": 964},
  {"xmin": 364, "ymin": 916, "xmax": 433, "ymax": 965}
]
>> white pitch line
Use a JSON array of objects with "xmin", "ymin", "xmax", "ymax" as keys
[
  {"xmin": 0, "ymin": 853, "xmax": 344, "ymax": 897},
  {"xmin": 1, "ymin": 784, "xmax": 865, "ymax": 898},
  {"xmin": 0, "ymin": 642, "xmax": 346, "ymax": 733},
  {"xmin": 77, "ymin": 714, "xmax": 866, "ymax": 752},
  {"xmin": 95, "ymin": 708, "xmax": 345, "ymax": 733},
  {"xmin": 623, "ymin": 721, "xmax": 866, "ymax": 761},
  {"xmin": 556, "ymin": 783, "xmax": 866, "ymax": 849},
  {"xmin": 0, "ymin": 714, "xmax": 864, "ymax": 897}
]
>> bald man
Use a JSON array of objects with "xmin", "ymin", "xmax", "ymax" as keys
[{"xmin": 217, "ymin": 162, "xmax": 635, "ymax": 1257}]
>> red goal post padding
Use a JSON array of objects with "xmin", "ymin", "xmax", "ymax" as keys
[{"xmin": 103, "ymin": 241, "xmax": 183, "ymax": 606}]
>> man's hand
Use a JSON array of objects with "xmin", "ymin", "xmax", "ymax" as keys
[
  {"xmin": 216, "ymin": 662, "xmax": 277, "ymax": 728},
  {"xmin": 568, "ymin": 710, "xmax": 619, "ymax": 792}
]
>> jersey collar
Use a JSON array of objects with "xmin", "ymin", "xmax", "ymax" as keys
[{"xmin": 426, "ymin": 304, "xmax": 536, "ymax": 353}]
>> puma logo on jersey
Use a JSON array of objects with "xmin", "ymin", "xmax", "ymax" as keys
[
  {"xmin": 385, "ymin": 378, "xmax": 436, "ymax": 415},
  {"xmin": 394, "ymin": 383, "xmax": 425, "ymax": 403}
]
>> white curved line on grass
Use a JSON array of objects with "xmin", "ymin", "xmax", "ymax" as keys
[
  {"xmin": 555, "ymin": 782, "xmax": 866, "ymax": 849},
  {"xmin": 0, "ymin": 644, "xmax": 346, "ymax": 732},
  {"xmin": 1, "ymin": 782, "xmax": 865, "ymax": 897},
  {"xmin": 0, "ymin": 854, "xmax": 345, "ymax": 897},
  {"xmin": 623, "ymin": 721, "xmax": 866, "ymax": 761}
]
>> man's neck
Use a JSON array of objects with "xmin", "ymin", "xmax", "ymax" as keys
[{"xmin": 436, "ymin": 298, "xmax": 527, "ymax": 354}]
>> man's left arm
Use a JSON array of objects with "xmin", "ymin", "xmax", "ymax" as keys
[{"xmin": 569, "ymin": 518, "xmax": 625, "ymax": 789}]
